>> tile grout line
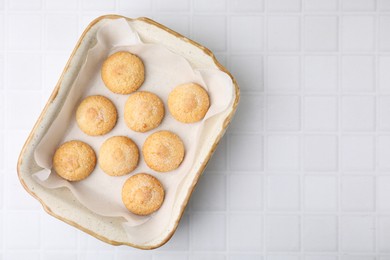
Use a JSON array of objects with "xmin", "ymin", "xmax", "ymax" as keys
[
  {"xmin": 1, "ymin": 0, "xmax": 6, "ymax": 256},
  {"xmin": 299, "ymin": 0, "xmax": 304, "ymax": 255},
  {"xmin": 225, "ymin": 0, "xmax": 230, "ymax": 257}
]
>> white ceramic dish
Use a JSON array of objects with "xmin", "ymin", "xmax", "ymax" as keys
[{"xmin": 17, "ymin": 15, "xmax": 239, "ymax": 249}]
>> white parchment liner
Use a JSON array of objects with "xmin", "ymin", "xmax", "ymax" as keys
[{"xmin": 33, "ymin": 18, "xmax": 233, "ymax": 242}]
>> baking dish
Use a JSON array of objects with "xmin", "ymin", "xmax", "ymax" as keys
[{"xmin": 17, "ymin": 15, "xmax": 239, "ymax": 249}]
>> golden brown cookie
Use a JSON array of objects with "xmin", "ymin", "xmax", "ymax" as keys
[
  {"xmin": 101, "ymin": 51, "xmax": 145, "ymax": 94},
  {"xmin": 53, "ymin": 140, "xmax": 96, "ymax": 181},
  {"xmin": 122, "ymin": 173, "xmax": 165, "ymax": 216},
  {"xmin": 124, "ymin": 91, "xmax": 165, "ymax": 133},
  {"xmin": 99, "ymin": 136, "xmax": 139, "ymax": 176},
  {"xmin": 168, "ymin": 83, "xmax": 210, "ymax": 123},
  {"xmin": 142, "ymin": 130, "xmax": 185, "ymax": 172},
  {"xmin": 76, "ymin": 95, "xmax": 117, "ymax": 136}
]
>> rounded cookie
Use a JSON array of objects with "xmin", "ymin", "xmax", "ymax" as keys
[
  {"xmin": 53, "ymin": 140, "xmax": 96, "ymax": 181},
  {"xmin": 101, "ymin": 51, "xmax": 145, "ymax": 94},
  {"xmin": 168, "ymin": 83, "xmax": 210, "ymax": 123},
  {"xmin": 76, "ymin": 95, "xmax": 117, "ymax": 136},
  {"xmin": 122, "ymin": 173, "xmax": 165, "ymax": 216},
  {"xmin": 124, "ymin": 91, "xmax": 165, "ymax": 133},
  {"xmin": 99, "ymin": 136, "xmax": 139, "ymax": 176},
  {"xmin": 142, "ymin": 130, "xmax": 185, "ymax": 172}
]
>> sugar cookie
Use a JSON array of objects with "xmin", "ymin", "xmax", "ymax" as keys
[
  {"xmin": 124, "ymin": 91, "xmax": 165, "ymax": 133},
  {"xmin": 99, "ymin": 136, "xmax": 139, "ymax": 176},
  {"xmin": 142, "ymin": 130, "xmax": 185, "ymax": 172},
  {"xmin": 53, "ymin": 140, "xmax": 96, "ymax": 181},
  {"xmin": 122, "ymin": 173, "xmax": 165, "ymax": 216},
  {"xmin": 168, "ymin": 83, "xmax": 210, "ymax": 123},
  {"xmin": 76, "ymin": 95, "xmax": 117, "ymax": 136},
  {"xmin": 101, "ymin": 51, "xmax": 145, "ymax": 94}
]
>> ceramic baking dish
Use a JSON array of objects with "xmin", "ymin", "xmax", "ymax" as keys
[{"xmin": 17, "ymin": 15, "xmax": 239, "ymax": 249}]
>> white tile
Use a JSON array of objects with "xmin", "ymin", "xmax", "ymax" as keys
[
  {"xmin": 304, "ymin": 56, "xmax": 338, "ymax": 92},
  {"xmin": 4, "ymin": 252, "xmax": 40, "ymax": 260},
  {"xmin": 229, "ymin": 254, "xmax": 263, "ymax": 260},
  {"xmin": 158, "ymin": 215, "xmax": 189, "ymax": 251},
  {"xmin": 378, "ymin": 216, "xmax": 390, "ymax": 251},
  {"xmin": 267, "ymin": 175, "xmax": 300, "ymax": 211},
  {"xmin": 0, "ymin": 56, "xmax": 4, "ymax": 89},
  {"xmin": 5, "ymin": 162, "xmax": 40, "ymax": 210},
  {"xmin": 229, "ymin": 134, "xmax": 263, "ymax": 171},
  {"xmin": 230, "ymin": 55, "xmax": 263, "ymax": 92},
  {"xmin": 5, "ymin": 211, "xmax": 40, "ymax": 249},
  {"xmin": 304, "ymin": 96, "xmax": 338, "ymax": 131},
  {"xmin": 229, "ymin": 174, "xmax": 263, "ymax": 210},
  {"xmin": 117, "ymin": 253, "xmax": 152, "ymax": 260},
  {"xmin": 231, "ymin": 16, "xmax": 264, "ymax": 52},
  {"xmin": 9, "ymin": 0, "xmax": 41, "ymax": 10},
  {"xmin": 78, "ymin": 232, "xmax": 116, "ymax": 250},
  {"xmin": 191, "ymin": 213, "xmax": 226, "ymax": 251},
  {"xmin": 341, "ymin": 56, "xmax": 374, "ymax": 92},
  {"xmin": 304, "ymin": 135, "xmax": 338, "ymax": 171},
  {"xmin": 303, "ymin": 216, "xmax": 338, "ymax": 251},
  {"xmin": 82, "ymin": 252, "xmax": 115, "ymax": 260},
  {"xmin": 304, "ymin": 256, "xmax": 338, "ymax": 260},
  {"xmin": 377, "ymin": 136, "xmax": 390, "ymax": 170},
  {"xmin": 118, "ymin": 0, "xmax": 152, "ymax": 10},
  {"xmin": 190, "ymin": 254, "xmax": 224, "ymax": 260},
  {"xmin": 230, "ymin": 95, "xmax": 263, "ymax": 132},
  {"xmin": 304, "ymin": 176, "xmax": 338, "ymax": 211},
  {"xmin": 4, "ymin": 130, "xmax": 29, "ymax": 170},
  {"xmin": 228, "ymin": 214, "xmax": 262, "ymax": 251},
  {"xmin": 42, "ymin": 252, "xmax": 77, "ymax": 260},
  {"xmin": 43, "ymin": 52, "xmax": 68, "ymax": 92},
  {"xmin": 82, "ymin": 0, "xmax": 115, "ymax": 10},
  {"xmin": 304, "ymin": 16, "xmax": 338, "ymax": 51},
  {"xmin": 341, "ymin": 135, "xmax": 374, "ymax": 171},
  {"xmin": 341, "ymin": 176, "xmax": 374, "ymax": 211},
  {"xmin": 341, "ymin": 96, "xmax": 375, "ymax": 131},
  {"xmin": 378, "ymin": 0, "xmax": 390, "ymax": 11},
  {"xmin": 206, "ymin": 138, "xmax": 227, "ymax": 171},
  {"xmin": 267, "ymin": 16, "xmax": 300, "ymax": 51},
  {"xmin": 155, "ymin": 0, "xmax": 190, "ymax": 12},
  {"xmin": 266, "ymin": 56, "xmax": 300, "ymax": 91},
  {"xmin": 41, "ymin": 214, "xmax": 77, "ymax": 249},
  {"xmin": 342, "ymin": 16, "xmax": 375, "ymax": 51},
  {"xmin": 341, "ymin": 0, "xmax": 376, "ymax": 11},
  {"xmin": 267, "ymin": 0, "xmax": 301, "ymax": 11},
  {"xmin": 7, "ymin": 14, "xmax": 42, "ymax": 50},
  {"xmin": 193, "ymin": 16, "xmax": 226, "ymax": 52},
  {"xmin": 7, "ymin": 53, "xmax": 42, "ymax": 90},
  {"xmin": 45, "ymin": 14, "xmax": 78, "ymax": 51},
  {"xmin": 340, "ymin": 215, "xmax": 375, "ymax": 251},
  {"xmin": 5, "ymin": 91, "xmax": 43, "ymax": 130},
  {"xmin": 379, "ymin": 56, "xmax": 390, "ymax": 92},
  {"xmin": 230, "ymin": 0, "xmax": 264, "ymax": 12},
  {"xmin": 377, "ymin": 176, "xmax": 390, "ymax": 211},
  {"xmin": 379, "ymin": 16, "xmax": 390, "ymax": 51},
  {"xmin": 154, "ymin": 16, "xmax": 190, "ymax": 37},
  {"xmin": 267, "ymin": 135, "xmax": 300, "ymax": 170},
  {"xmin": 266, "ymin": 96, "xmax": 300, "ymax": 131},
  {"xmin": 265, "ymin": 215, "xmax": 300, "ymax": 251},
  {"xmin": 267, "ymin": 256, "xmax": 300, "ymax": 260},
  {"xmin": 304, "ymin": 0, "xmax": 338, "ymax": 11},
  {"xmin": 191, "ymin": 174, "xmax": 226, "ymax": 211},
  {"xmin": 45, "ymin": 0, "xmax": 77, "ymax": 10},
  {"xmin": 194, "ymin": 0, "xmax": 226, "ymax": 11},
  {"xmin": 0, "ymin": 14, "xmax": 5, "ymax": 50},
  {"xmin": 378, "ymin": 97, "xmax": 390, "ymax": 130}
]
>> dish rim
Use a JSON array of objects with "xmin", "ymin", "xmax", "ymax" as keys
[{"xmin": 17, "ymin": 14, "xmax": 240, "ymax": 249}]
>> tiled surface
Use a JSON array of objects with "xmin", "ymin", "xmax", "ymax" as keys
[{"xmin": 3, "ymin": 0, "xmax": 390, "ymax": 259}]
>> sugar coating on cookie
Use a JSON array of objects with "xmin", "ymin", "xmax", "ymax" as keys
[
  {"xmin": 168, "ymin": 83, "xmax": 210, "ymax": 123},
  {"xmin": 99, "ymin": 136, "xmax": 139, "ymax": 176},
  {"xmin": 76, "ymin": 95, "xmax": 117, "ymax": 136},
  {"xmin": 53, "ymin": 140, "xmax": 96, "ymax": 181},
  {"xmin": 124, "ymin": 91, "xmax": 165, "ymax": 133},
  {"xmin": 122, "ymin": 173, "xmax": 165, "ymax": 216},
  {"xmin": 101, "ymin": 51, "xmax": 145, "ymax": 94},
  {"xmin": 143, "ymin": 130, "xmax": 185, "ymax": 172}
]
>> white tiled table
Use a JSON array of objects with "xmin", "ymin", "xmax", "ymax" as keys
[{"xmin": 3, "ymin": 0, "xmax": 390, "ymax": 259}]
